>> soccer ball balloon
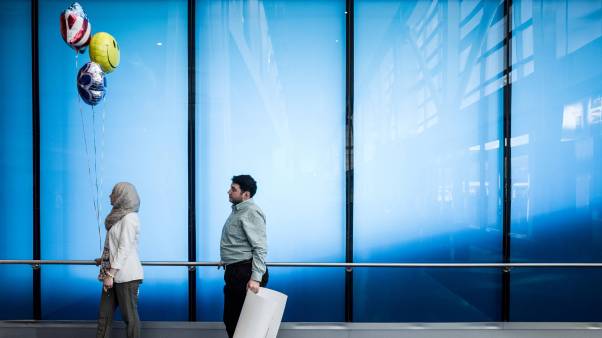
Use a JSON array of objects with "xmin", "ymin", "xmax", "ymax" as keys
[{"xmin": 77, "ymin": 62, "xmax": 106, "ymax": 106}]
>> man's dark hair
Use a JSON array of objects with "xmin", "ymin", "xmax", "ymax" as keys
[{"xmin": 232, "ymin": 175, "xmax": 257, "ymax": 198}]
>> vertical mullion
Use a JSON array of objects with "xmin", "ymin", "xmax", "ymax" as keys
[
  {"xmin": 502, "ymin": 0, "xmax": 513, "ymax": 323},
  {"xmin": 187, "ymin": 0, "xmax": 197, "ymax": 322},
  {"xmin": 31, "ymin": 0, "xmax": 41, "ymax": 321},
  {"xmin": 345, "ymin": 0, "xmax": 354, "ymax": 323}
]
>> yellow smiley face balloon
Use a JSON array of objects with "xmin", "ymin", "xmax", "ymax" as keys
[{"xmin": 89, "ymin": 32, "xmax": 120, "ymax": 74}]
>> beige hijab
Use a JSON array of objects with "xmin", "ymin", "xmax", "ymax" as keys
[{"xmin": 105, "ymin": 182, "xmax": 140, "ymax": 230}]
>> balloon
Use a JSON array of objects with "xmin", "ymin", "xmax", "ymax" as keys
[
  {"xmin": 77, "ymin": 62, "xmax": 106, "ymax": 106},
  {"xmin": 89, "ymin": 32, "xmax": 120, "ymax": 74},
  {"xmin": 60, "ymin": 2, "xmax": 92, "ymax": 53}
]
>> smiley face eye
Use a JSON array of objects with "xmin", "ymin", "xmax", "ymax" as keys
[{"xmin": 113, "ymin": 40, "xmax": 116, "ymax": 48}]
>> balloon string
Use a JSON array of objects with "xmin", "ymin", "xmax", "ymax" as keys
[
  {"xmin": 77, "ymin": 98, "xmax": 98, "ymax": 214},
  {"xmin": 75, "ymin": 54, "xmax": 103, "ymax": 253},
  {"xmin": 100, "ymin": 89, "xmax": 108, "ymax": 228},
  {"xmin": 92, "ymin": 105, "xmax": 102, "ymax": 254},
  {"xmin": 75, "ymin": 57, "xmax": 96, "ymax": 214}
]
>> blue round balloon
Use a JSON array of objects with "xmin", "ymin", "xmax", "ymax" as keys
[{"xmin": 77, "ymin": 62, "xmax": 106, "ymax": 106}]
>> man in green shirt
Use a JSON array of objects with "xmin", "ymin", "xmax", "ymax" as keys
[{"xmin": 221, "ymin": 174, "xmax": 269, "ymax": 338}]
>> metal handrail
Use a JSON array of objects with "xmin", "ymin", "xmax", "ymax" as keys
[{"xmin": 2, "ymin": 260, "xmax": 602, "ymax": 268}]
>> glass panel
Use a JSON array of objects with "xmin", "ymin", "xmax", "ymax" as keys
[
  {"xmin": 354, "ymin": 0, "xmax": 504, "ymax": 321},
  {"xmin": 138, "ymin": 267, "xmax": 188, "ymax": 320},
  {"xmin": 197, "ymin": 267, "xmax": 345, "ymax": 322},
  {"xmin": 354, "ymin": 268, "xmax": 501, "ymax": 322},
  {"xmin": 0, "ymin": 0, "xmax": 33, "ymax": 320},
  {"xmin": 196, "ymin": 0, "xmax": 346, "ymax": 321},
  {"xmin": 510, "ymin": 0, "xmax": 602, "ymax": 321},
  {"xmin": 39, "ymin": 0, "xmax": 188, "ymax": 320},
  {"xmin": 511, "ymin": 269, "xmax": 602, "ymax": 321},
  {"xmin": 41, "ymin": 265, "xmax": 100, "ymax": 319}
]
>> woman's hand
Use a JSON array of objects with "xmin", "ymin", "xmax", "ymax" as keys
[
  {"xmin": 103, "ymin": 276, "xmax": 114, "ymax": 292},
  {"xmin": 94, "ymin": 258, "xmax": 102, "ymax": 266}
]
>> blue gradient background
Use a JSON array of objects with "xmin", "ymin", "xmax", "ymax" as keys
[
  {"xmin": 196, "ymin": 0, "xmax": 346, "ymax": 321},
  {"xmin": 354, "ymin": 0, "xmax": 505, "ymax": 321},
  {"xmin": 509, "ymin": 0, "xmax": 602, "ymax": 321},
  {"xmin": 38, "ymin": 0, "xmax": 188, "ymax": 320},
  {"xmin": 0, "ymin": 0, "xmax": 601, "ymax": 322},
  {"xmin": 0, "ymin": 0, "xmax": 33, "ymax": 320}
]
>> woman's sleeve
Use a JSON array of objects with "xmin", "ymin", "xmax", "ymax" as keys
[{"xmin": 110, "ymin": 214, "xmax": 138, "ymax": 270}]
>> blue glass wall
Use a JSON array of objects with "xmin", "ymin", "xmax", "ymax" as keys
[
  {"xmin": 1, "ymin": 0, "xmax": 602, "ymax": 323},
  {"xmin": 510, "ymin": 0, "xmax": 602, "ymax": 321},
  {"xmin": 196, "ymin": 0, "xmax": 346, "ymax": 321},
  {"xmin": 0, "ymin": 0, "xmax": 33, "ymax": 320},
  {"xmin": 354, "ymin": 0, "xmax": 504, "ymax": 321},
  {"xmin": 39, "ymin": 0, "xmax": 188, "ymax": 320}
]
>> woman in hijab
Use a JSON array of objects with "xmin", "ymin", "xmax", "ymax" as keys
[{"xmin": 95, "ymin": 182, "xmax": 143, "ymax": 338}]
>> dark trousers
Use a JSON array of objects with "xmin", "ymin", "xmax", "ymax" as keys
[
  {"xmin": 96, "ymin": 280, "xmax": 142, "ymax": 338},
  {"xmin": 223, "ymin": 260, "xmax": 269, "ymax": 338}
]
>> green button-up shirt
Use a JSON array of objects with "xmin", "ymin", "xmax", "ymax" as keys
[{"xmin": 220, "ymin": 198, "xmax": 267, "ymax": 282}]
